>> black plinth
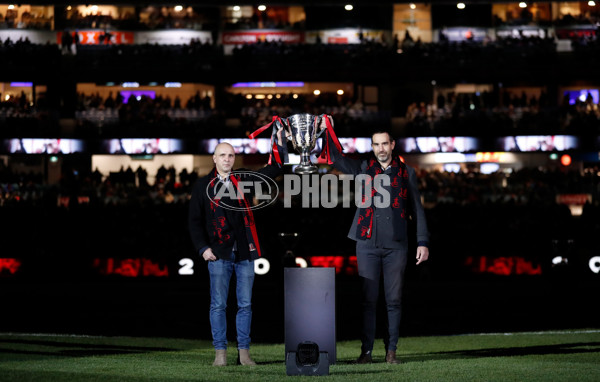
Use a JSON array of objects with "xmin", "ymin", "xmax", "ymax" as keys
[{"xmin": 284, "ymin": 267, "xmax": 336, "ymax": 365}]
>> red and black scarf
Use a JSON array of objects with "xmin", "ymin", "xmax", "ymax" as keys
[
  {"xmin": 207, "ymin": 168, "xmax": 262, "ymax": 257},
  {"xmin": 318, "ymin": 114, "xmax": 343, "ymax": 164},
  {"xmin": 355, "ymin": 156, "xmax": 409, "ymax": 240}
]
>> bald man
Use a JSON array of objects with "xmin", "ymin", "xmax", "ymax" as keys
[{"xmin": 189, "ymin": 138, "xmax": 283, "ymax": 367}]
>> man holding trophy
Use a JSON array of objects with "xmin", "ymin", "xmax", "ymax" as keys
[
  {"xmin": 251, "ymin": 113, "xmax": 430, "ymax": 365},
  {"xmin": 322, "ymin": 121, "xmax": 430, "ymax": 365},
  {"xmin": 189, "ymin": 129, "xmax": 285, "ymax": 367}
]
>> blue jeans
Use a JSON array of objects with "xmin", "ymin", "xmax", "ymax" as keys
[{"xmin": 208, "ymin": 256, "xmax": 255, "ymax": 350}]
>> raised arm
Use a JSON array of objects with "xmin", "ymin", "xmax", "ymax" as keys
[
  {"xmin": 258, "ymin": 125, "xmax": 286, "ymax": 179},
  {"xmin": 322, "ymin": 121, "xmax": 363, "ymax": 176}
]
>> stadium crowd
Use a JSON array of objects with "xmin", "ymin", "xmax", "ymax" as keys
[
  {"xmin": 2, "ymin": 161, "xmax": 599, "ymax": 208},
  {"xmin": 2, "ymin": 161, "xmax": 599, "ymax": 281}
]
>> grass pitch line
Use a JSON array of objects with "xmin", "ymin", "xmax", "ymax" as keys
[
  {"xmin": 3, "ymin": 328, "xmax": 600, "ymax": 340},
  {"xmin": 461, "ymin": 329, "xmax": 600, "ymax": 336},
  {"xmin": 0, "ymin": 332, "xmax": 103, "ymax": 338}
]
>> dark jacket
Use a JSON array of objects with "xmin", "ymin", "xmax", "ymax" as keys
[
  {"xmin": 328, "ymin": 138, "xmax": 429, "ymax": 250},
  {"xmin": 188, "ymin": 164, "xmax": 281, "ymax": 260}
]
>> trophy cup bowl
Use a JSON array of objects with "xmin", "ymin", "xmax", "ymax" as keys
[{"xmin": 285, "ymin": 113, "xmax": 321, "ymax": 174}]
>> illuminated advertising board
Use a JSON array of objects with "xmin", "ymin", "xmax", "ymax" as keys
[
  {"xmin": 135, "ymin": 30, "xmax": 213, "ymax": 45},
  {"xmin": 306, "ymin": 28, "xmax": 386, "ymax": 44},
  {"xmin": 497, "ymin": 136, "xmax": 578, "ymax": 152},
  {"xmin": 496, "ymin": 27, "xmax": 547, "ymax": 39},
  {"xmin": 398, "ymin": 137, "xmax": 479, "ymax": 153},
  {"xmin": 57, "ymin": 30, "xmax": 134, "ymax": 45},
  {"xmin": 200, "ymin": 138, "xmax": 271, "ymax": 154},
  {"xmin": 439, "ymin": 27, "xmax": 487, "ymax": 42},
  {"xmin": 3, "ymin": 139, "xmax": 85, "ymax": 154},
  {"xmin": 200, "ymin": 137, "xmax": 375, "ymax": 155},
  {"xmin": 103, "ymin": 139, "xmax": 183, "ymax": 154},
  {"xmin": 556, "ymin": 27, "xmax": 597, "ymax": 40},
  {"xmin": 563, "ymin": 89, "xmax": 599, "ymax": 105},
  {"xmin": 221, "ymin": 30, "xmax": 305, "ymax": 44}
]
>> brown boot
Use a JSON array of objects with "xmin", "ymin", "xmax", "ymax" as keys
[
  {"xmin": 385, "ymin": 350, "xmax": 401, "ymax": 364},
  {"xmin": 213, "ymin": 349, "xmax": 227, "ymax": 366},
  {"xmin": 237, "ymin": 349, "xmax": 257, "ymax": 366}
]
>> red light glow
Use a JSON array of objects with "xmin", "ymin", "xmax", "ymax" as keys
[
  {"xmin": 309, "ymin": 256, "xmax": 358, "ymax": 275},
  {"xmin": 93, "ymin": 258, "xmax": 169, "ymax": 277},
  {"xmin": 464, "ymin": 256, "xmax": 542, "ymax": 276},
  {"xmin": 0, "ymin": 258, "xmax": 22, "ymax": 274}
]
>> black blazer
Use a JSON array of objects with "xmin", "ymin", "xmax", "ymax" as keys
[
  {"xmin": 188, "ymin": 164, "xmax": 281, "ymax": 260},
  {"xmin": 328, "ymin": 147, "xmax": 429, "ymax": 250}
]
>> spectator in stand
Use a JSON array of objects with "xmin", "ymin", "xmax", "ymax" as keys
[{"xmin": 60, "ymin": 30, "xmax": 73, "ymax": 55}]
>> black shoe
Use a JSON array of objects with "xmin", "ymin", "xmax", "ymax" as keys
[{"xmin": 355, "ymin": 351, "xmax": 372, "ymax": 364}]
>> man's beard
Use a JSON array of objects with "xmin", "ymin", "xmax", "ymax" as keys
[{"xmin": 377, "ymin": 152, "xmax": 389, "ymax": 162}]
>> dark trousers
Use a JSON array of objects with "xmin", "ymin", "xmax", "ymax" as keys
[{"xmin": 356, "ymin": 243, "xmax": 408, "ymax": 352}]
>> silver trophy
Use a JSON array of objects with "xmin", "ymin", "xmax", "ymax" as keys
[{"xmin": 283, "ymin": 113, "xmax": 324, "ymax": 174}]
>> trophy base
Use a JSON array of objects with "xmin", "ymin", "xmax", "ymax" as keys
[{"xmin": 294, "ymin": 164, "xmax": 318, "ymax": 174}]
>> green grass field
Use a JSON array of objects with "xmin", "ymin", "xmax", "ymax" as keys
[{"xmin": 1, "ymin": 330, "xmax": 599, "ymax": 382}]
